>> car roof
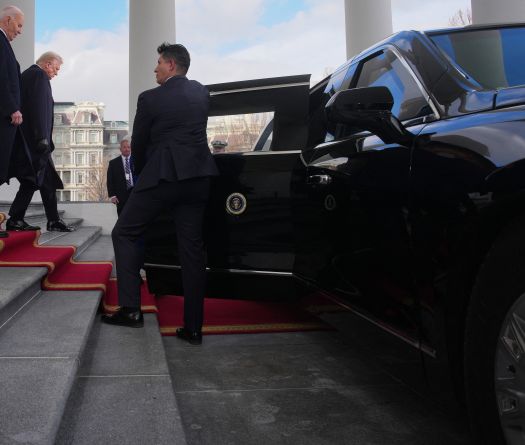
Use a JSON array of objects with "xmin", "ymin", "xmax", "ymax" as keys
[{"xmin": 424, "ymin": 21, "xmax": 525, "ymax": 36}]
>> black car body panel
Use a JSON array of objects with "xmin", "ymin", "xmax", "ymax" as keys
[{"xmin": 144, "ymin": 23, "xmax": 525, "ymax": 442}]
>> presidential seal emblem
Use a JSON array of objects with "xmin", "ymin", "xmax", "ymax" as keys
[
  {"xmin": 324, "ymin": 194, "xmax": 337, "ymax": 211},
  {"xmin": 226, "ymin": 193, "xmax": 247, "ymax": 215}
]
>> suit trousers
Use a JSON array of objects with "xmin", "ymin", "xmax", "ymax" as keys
[
  {"xmin": 111, "ymin": 177, "xmax": 211, "ymax": 332},
  {"xmin": 9, "ymin": 176, "xmax": 60, "ymax": 222}
]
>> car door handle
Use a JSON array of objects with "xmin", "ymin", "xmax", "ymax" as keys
[{"xmin": 307, "ymin": 174, "xmax": 332, "ymax": 185}]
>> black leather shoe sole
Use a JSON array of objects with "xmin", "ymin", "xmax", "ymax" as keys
[
  {"xmin": 101, "ymin": 312, "xmax": 144, "ymax": 328},
  {"xmin": 6, "ymin": 223, "xmax": 41, "ymax": 231},
  {"xmin": 176, "ymin": 327, "xmax": 203, "ymax": 345},
  {"xmin": 47, "ymin": 226, "xmax": 74, "ymax": 232}
]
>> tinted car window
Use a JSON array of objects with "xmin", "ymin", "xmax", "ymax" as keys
[
  {"xmin": 207, "ymin": 112, "xmax": 273, "ymax": 153},
  {"xmin": 324, "ymin": 66, "xmax": 349, "ymax": 97},
  {"xmin": 355, "ymin": 49, "xmax": 431, "ymax": 122},
  {"xmin": 322, "ymin": 64, "xmax": 358, "ymax": 142},
  {"xmin": 430, "ymin": 26, "xmax": 525, "ymax": 89}
]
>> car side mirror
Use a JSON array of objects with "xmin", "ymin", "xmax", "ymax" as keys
[{"xmin": 325, "ymin": 86, "xmax": 414, "ymax": 146}]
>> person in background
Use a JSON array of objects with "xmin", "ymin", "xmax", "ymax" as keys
[
  {"xmin": 6, "ymin": 51, "xmax": 74, "ymax": 233},
  {"xmin": 211, "ymin": 139, "xmax": 227, "ymax": 154},
  {"xmin": 102, "ymin": 43, "xmax": 218, "ymax": 346},
  {"xmin": 107, "ymin": 137, "xmax": 136, "ymax": 215},
  {"xmin": 0, "ymin": 5, "xmax": 34, "ymax": 238}
]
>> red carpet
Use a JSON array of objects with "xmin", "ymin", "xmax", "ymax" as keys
[
  {"xmin": 104, "ymin": 279, "xmax": 340, "ymax": 335},
  {"xmin": 0, "ymin": 212, "xmax": 344, "ymax": 335},
  {"xmin": 0, "ymin": 228, "xmax": 112, "ymax": 293}
]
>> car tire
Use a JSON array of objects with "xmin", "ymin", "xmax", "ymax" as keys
[{"xmin": 465, "ymin": 216, "xmax": 525, "ymax": 445}]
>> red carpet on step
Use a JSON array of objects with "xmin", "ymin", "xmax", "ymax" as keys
[
  {"xmin": 0, "ymin": 213, "xmax": 343, "ymax": 335},
  {"xmin": 0, "ymin": 229, "xmax": 112, "ymax": 292},
  {"xmin": 104, "ymin": 279, "xmax": 339, "ymax": 335}
]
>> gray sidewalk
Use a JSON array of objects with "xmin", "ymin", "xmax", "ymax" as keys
[{"xmin": 164, "ymin": 312, "xmax": 473, "ymax": 445}]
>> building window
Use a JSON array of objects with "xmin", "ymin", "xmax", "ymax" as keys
[
  {"xmin": 54, "ymin": 114, "xmax": 62, "ymax": 125},
  {"xmin": 62, "ymin": 171, "xmax": 71, "ymax": 184},
  {"xmin": 53, "ymin": 153, "xmax": 62, "ymax": 165},
  {"xmin": 77, "ymin": 191, "xmax": 85, "ymax": 201},
  {"xmin": 75, "ymin": 152, "xmax": 85, "ymax": 165},
  {"xmin": 76, "ymin": 171, "xmax": 85, "ymax": 184},
  {"xmin": 83, "ymin": 112, "xmax": 91, "ymax": 124},
  {"xmin": 89, "ymin": 131, "xmax": 99, "ymax": 143},
  {"xmin": 75, "ymin": 131, "xmax": 84, "ymax": 143},
  {"xmin": 62, "ymin": 190, "xmax": 71, "ymax": 201},
  {"xmin": 54, "ymin": 132, "xmax": 62, "ymax": 143},
  {"xmin": 110, "ymin": 133, "xmax": 118, "ymax": 144},
  {"xmin": 89, "ymin": 171, "xmax": 98, "ymax": 182},
  {"xmin": 89, "ymin": 152, "xmax": 98, "ymax": 165},
  {"xmin": 63, "ymin": 153, "xmax": 72, "ymax": 165}
]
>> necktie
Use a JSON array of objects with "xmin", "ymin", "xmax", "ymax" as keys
[{"xmin": 124, "ymin": 157, "xmax": 133, "ymax": 189}]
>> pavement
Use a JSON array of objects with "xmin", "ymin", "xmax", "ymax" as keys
[{"xmin": 164, "ymin": 310, "xmax": 473, "ymax": 445}]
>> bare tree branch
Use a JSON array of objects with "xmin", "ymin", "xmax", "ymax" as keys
[{"xmin": 449, "ymin": 8, "xmax": 472, "ymax": 26}]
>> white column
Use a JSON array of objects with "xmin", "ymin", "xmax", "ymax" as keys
[
  {"xmin": 129, "ymin": 0, "xmax": 176, "ymax": 127},
  {"xmin": 471, "ymin": 0, "xmax": 525, "ymax": 25},
  {"xmin": 344, "ymin": 0, "xmax": 392, "ymax": 60},
  {"xmin": 0, "ymin": 0, "xmax": 34, "ymax": 70}
]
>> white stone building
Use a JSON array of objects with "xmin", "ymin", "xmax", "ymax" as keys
[{"xmin": 52, "ymin": 102, "xmax": 106, "ymax": 202}]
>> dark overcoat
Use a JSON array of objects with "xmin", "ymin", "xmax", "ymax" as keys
[
  {"xmin": 20, "ymin": 64, "xmax": 62, "ymax": 189},
  {"xmin": 0, "ymin": 31, "xmax": 34, "ymax": 185}
]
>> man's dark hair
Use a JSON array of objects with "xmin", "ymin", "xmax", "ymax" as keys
[{"xmin": 157, "ymin": 42, "xmax": 190, "ymax": 74}]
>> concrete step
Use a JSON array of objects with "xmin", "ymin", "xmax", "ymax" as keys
[
  {"xmin": 0, "ymin": 290, "xmax": 101, "ymax": 445},
  {"xmin": 0, "ymin": 267, "xmax": 47, "ymax": 330},
  {"xmin": 38, "ymin": 226, "xmax": 102, "ymax": 259},
  {"xmin": 0, "ymin": 226, "xmax": 100, "ymax": 331},
  {"xmin": 74, "ymin": 234, "xmax": 116, "ymax": 277},
  {"xmin": 55, "ymin": 315, "xmax": 187, "ymax": 445}
]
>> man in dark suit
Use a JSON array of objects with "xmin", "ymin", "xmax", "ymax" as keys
[
  {"xmin": 106, "ymin": 137, "xmax": 135, "ymax": 215},
  {"xmin": 102, "ymin": 43, "xmax": 218, "ymax": 345},
  {"xmin": 6, "ymin": 51, "xmax": 73, "ymax": 233},
  {"xmin": 0, "ymin": 5, "xmax": 34, "ymax": 238}
]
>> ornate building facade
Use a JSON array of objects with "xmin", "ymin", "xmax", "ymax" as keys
[{"xmin": 52, "ymin": 102, "xmax": 129, "ymax": 202}]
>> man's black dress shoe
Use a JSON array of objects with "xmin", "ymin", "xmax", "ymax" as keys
[
  {"xmin": 47, "ymin": 219, "xmax": 74, "ymax": 232},
  {"xmin": 101, "ymin": 307, "xmax": 144, "ymax": 328},
  {"xmin": 176, "ymin": 327, "xmax": 202, "ymax": 345},
  {"xmin": 0, "ymin": 230, "xmax": 8, "ymax": 238},
  {"xmin": 6, "ymin": 219, "xmax": 41, "ymax": 231}
]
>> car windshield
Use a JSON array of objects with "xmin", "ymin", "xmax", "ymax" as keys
[{"xmin": 429, "ymin": 26, "xmax": 525, "ymax": 89}]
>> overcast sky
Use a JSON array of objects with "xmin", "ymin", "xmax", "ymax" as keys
[{"xmin": 35, "ymin": 0, "xmax": 471, "ymax": 120}]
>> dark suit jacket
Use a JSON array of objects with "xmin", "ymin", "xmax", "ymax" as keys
[
  {"xmin": 107, "ymin": 155, "xmax": 135, "ymax": 213},
  {"xmin": 0, "ymin": 31, "xmax": 33, "ymax": 185},
  {"xmin": 130, "ymin": 75, "xmax": 218, "ymax": 191},
  {"xmin": 20, "ymin": 64, "xmax": 62, "ymax": 189}
]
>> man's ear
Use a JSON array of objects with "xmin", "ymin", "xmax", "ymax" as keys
[{"xmin": 169, "ymin": 59, "xmax": 177, "ymax": 73}]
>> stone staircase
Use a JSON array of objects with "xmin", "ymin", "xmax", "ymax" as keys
[{"xmin": 0, "ymin": 204, "xmax": 186, "ymax": 445}]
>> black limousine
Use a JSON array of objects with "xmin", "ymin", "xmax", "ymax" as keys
[{"xmin": 145, "ymin": 24, "xmax": 525, "ymax": 445}]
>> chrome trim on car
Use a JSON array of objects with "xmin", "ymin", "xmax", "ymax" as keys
[
  {"xmin": 144, "ymin": 263, "xmax": 293, "ymax": 277},
  {"xmin": 388, "ymin": 45, "xmax": 441, "ymax": 120},
  {"xmin": 239, "ymin": 150, "xmax": 301, "ymax": 156},
  {"xmin": 210, "ymin": 82, "xmax": 311, "ymax": 96}
]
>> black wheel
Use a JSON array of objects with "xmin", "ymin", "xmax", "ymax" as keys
[{"xmin": 465, "ymin": 217, "xmax": 525, "ymax": 444}]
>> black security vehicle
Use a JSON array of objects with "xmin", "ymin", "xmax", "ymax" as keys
[{"xmin": 145, "ymin": 24, "xmax": 525, "ymax": 444}]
